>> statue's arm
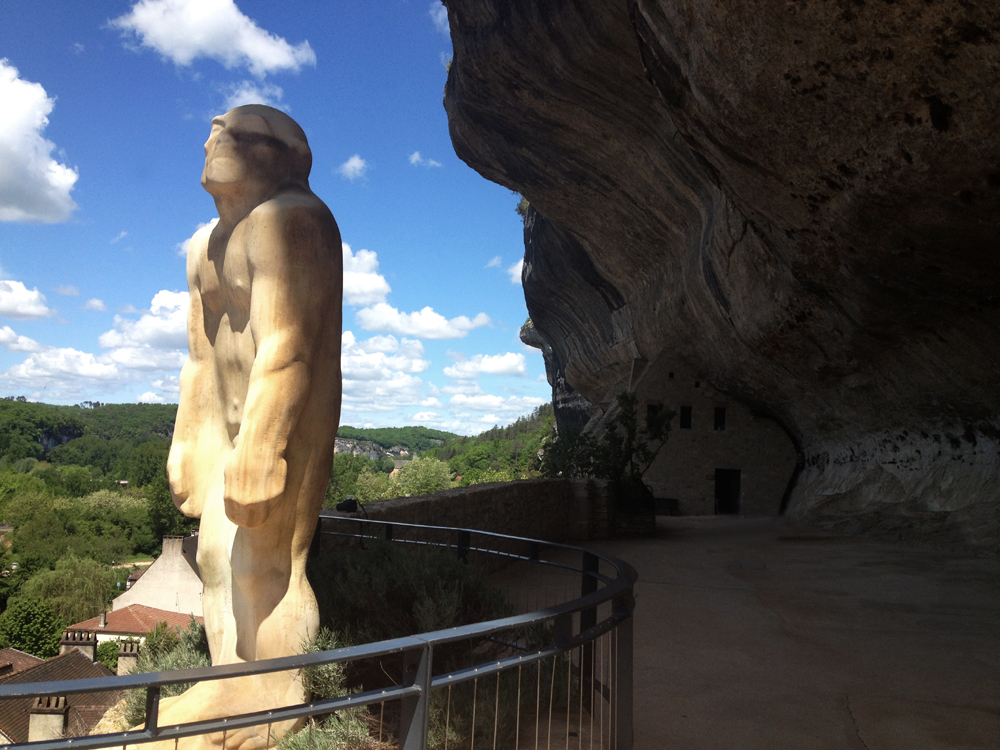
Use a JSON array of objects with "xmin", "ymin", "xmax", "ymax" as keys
[
  {"xmin": 223, "ymin": 201, "xmax": 342, "ymax": 528},
  {"xmin": 166, "ymin": 225, "xmax": 219, "ymax": 518}
]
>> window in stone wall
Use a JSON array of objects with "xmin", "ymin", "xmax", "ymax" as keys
[
  {"xmin": 680, "ymin": 406, "xmax": 692, "ymax": 429},
  {"xmin": 714, "ymin": 407, "xmax": 727, "ymax": 430}
]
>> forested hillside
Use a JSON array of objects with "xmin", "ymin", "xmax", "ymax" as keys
[
  {"xmin": 425, "ymin": 404, "xmax": 555, "ymax": 484},
  {"xmin": 0, "ymin": 399, "xmax": 552, "ymax": 657},
  {"xmin": 335, "ymin": 425, "xmax": 459, "ymax": 453}
]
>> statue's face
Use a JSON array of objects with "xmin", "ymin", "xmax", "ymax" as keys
[{"xmin": 201, "ymin": 110, "xmax": 282, "ymax": 192}]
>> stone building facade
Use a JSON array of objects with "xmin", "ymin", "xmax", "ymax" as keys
[{"xmin": 633, "ymin": 357, "xmax": 798, "ymax": 516}]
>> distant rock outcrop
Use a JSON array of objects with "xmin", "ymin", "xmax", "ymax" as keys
[{"xmin": 443, "ymin": 0, "xmax": 1000, "ymax": 551}]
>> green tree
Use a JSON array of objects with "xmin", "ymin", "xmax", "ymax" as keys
[
  {"xmin": 127, "ymin": 440, "xmax": 170, "ymax": 488},
  {"xmin": 398, "ymin": 456, "xmax": 452, "ymax": 496},
  {"xmin": 20, "ymin": 554, "xmax": 114, "ymax": 625},
  {"xmin": 145, "ymin": 474, "xmax": 189, "ymax": 539},
  {"xmin": 97, "ymin": 640, "xmax": 119, "ymax": 672},
  {"xmin": 0, "ymin": 597, "xmax": 63, "ymax": 657},
  {"xmin": 353, "ymin": 468, "xmax": 399, "ymax": 504}
]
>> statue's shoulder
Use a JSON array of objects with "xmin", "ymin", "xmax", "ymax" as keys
[
  {"xmin": 250, "ymin": 189, "xmax": 335, "ymax": 227},
  {"xmin": 245, "ymin": 190, "xmax": 340, "ymax": 267}
]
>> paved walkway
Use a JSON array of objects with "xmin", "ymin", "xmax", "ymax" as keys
[{"xmin": 586, "ymin": 517, "xmax": 1000, "ymax": 750}]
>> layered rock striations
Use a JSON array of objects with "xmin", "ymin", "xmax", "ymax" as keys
[{"xmin": 443, "ymin": 0, "xmax": 1000, "ymax": 551}]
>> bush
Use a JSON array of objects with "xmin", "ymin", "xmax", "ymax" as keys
[
  {"xmin": 97, "ymin": 640, "xmax": 119, "ymax": 672},
  {"xmin": 0, "ymin": 597, "xmax": 63, "ymax": 657},
  {"xmin": 123, "ymin": 619, "xmax": 210, "ymax": 726},
  {"xmin": 20, "ymin": 554, "xmax": 113, "ymax": 624},
  {"xmin": 397, "ymin": 457, "xmax": 451, "ymax": 496}
]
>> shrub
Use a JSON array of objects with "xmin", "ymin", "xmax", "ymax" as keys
[
  {"xmin": 97, "ymin": 640, "xmax": 119, "ymax": 672},
  {"xmin": 20, "ymin": 554, "xmax": 113, "ymax": 624},
  {"xmin": 0, "ymin": 597, "xmax": 62, "ymax": 657},
  {"xmin": 123, "ymin": 619, "xmax": 210, "ymax": 726}
]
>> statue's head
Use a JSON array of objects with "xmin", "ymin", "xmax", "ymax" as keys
[{"xmin": 202, "ymin": 105, "xmax": 312, "ymax": 195}]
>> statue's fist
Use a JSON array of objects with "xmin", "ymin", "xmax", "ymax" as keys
[{"xmin": 223, "ymin": 451, "xmax": 287, "ymax": 528}]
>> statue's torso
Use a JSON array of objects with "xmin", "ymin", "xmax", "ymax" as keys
[{"xmin": 200, "ymin": 219, "xmax": 255, "ymax": 441}]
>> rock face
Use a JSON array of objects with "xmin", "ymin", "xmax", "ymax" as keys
[{"xmin": 443, "ymin": 0, "xmax": 1000, "ymax": 552}]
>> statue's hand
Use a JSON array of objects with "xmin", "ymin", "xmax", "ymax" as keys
[
  {"xmin": 223, "ymin": 450, "xmax": 287, "ymax": 528},
  {"xmin": 167, "ymin": 442, "xmax": 205, "ymax": 518}
]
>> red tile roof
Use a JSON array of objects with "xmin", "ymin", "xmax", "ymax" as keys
[
  {"xmin": 0, "ymin": 649, "xmax": 42, "ymax": 678},
  {"xmin": 68, "ymin": 604, "xmax": 203, "ymax": 636},
  {"xmin": 0, "ymin": 650, "xmax": 118, "ymax": 743}
]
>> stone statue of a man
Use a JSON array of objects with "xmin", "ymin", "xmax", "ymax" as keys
[{"xmin": 162, "ymin": 105, "xmax": 342, "ymax": 748}]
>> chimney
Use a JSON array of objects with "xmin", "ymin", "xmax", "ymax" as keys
[
  {"xmin": 99, "ymin": 611, "xmax": 107, "ymax": 628},
  {"xmin": 58, "ymin": 630, "xmax": 97, "ymax": 661},
  {"xmin": 117, "ymin": 640, "xmax": 141, "ymax": 676},
  {"xmin": 28, "ymin": 696, "xmax": 67, "ymax": 742}
]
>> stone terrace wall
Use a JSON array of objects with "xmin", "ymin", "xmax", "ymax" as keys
[{"xmin": 321, "ymin": 478, "xmax": 613, "ymax": 543}]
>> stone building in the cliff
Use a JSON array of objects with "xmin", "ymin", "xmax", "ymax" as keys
[{"xmin": 631, "ymin": 357, "xmax": 796, "ymax": 516}]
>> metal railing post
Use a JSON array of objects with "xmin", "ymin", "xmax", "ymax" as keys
[
  {"xmin": 611, "ymin": 589, "xmax": 634, "ymax": 749},
  {"xmin": 144, "ymin": 685, "xmax": 161, "ymax": 738},
  {"xmin": 457, "ymin": 530, "xmax": 470, "ymax": 563},
  {"xmin": 399, "ymin": 642, "xmax": 432, "ymax": 750},
  {"xmin": 580, "ymin": 552, "xmax": 599, "ymax": 695}
]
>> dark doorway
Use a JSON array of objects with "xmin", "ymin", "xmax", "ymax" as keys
[{"xmin": 715, "ymin": 469, "xmax": 741, "ymax": 514}]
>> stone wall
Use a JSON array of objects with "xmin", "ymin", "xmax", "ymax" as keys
[
  {"xmin": 634, "ymin": 357, "xmax": 798, "ymax": 516},
  {"xmin": 322, "ymin": 478, "xmax": 614, "ymax": 542}
]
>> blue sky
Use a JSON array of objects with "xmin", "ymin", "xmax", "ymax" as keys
[{"xmin": 0, "ymin": 0, "xmax": 548, "ymax": 435}]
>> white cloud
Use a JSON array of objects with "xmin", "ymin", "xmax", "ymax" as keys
[
  {"xmin": 223, "ymin": 79, "xmax": 284, "ymax": 110},
  {"xmin": 3, "ymin": 348, "xmax": 122, "ymax": 385},
  {"xmin": 342, "ymin": 243, "xmax": 390, "ymax": 306},
  {"xmin": 507, "ymin": 258, "xmax": 524, "ymax": 284},
  {"xmin": 98, "ymin": 290, "xmax": 188, "ymax": 350},
  {"xmin": 55, "ymin": 285, "xmax": 79, "ymax": 296},
  {"xmin": 0, "ymin": 280, "xmax": 55, "ymax": 320},
  {"xmin": 450, "ymin": 393, "xmax": 545, "ymax": 412},
  {"xmin": 408, "ymin": 151, "xmax": 441, "ymax": 168},
  {"xmin": 137, "ymin": 391, "xmax": 165, "ymax": 404},
  {"xmin": 0, "ymin": 59, "xmax": 78, "ymax": 223},
  {"xmin": 110, "ymin": 230, "xmax": 128, "ymax": 244},
  {"xmin": 412, "ymin": 411, "xmax": 438, "ymax": 421},
  {"xmin": 486, "ymin": 256, "xmax": 501, "ymax": 269},
  {"xmin": 429, "ymin": 2, "xmax": 449, "ymax": 34},
  {"xmin": 420, "ymin": 397, "xmax": 442, "ymax": 407},
  {"xmin": 111, "ymin": 0, "xmax": 316, "ymax": 77},
  {"xmin": 177, "ymin": 218, "xmax": 218, "ymax": 257},
  {"xmin": 341, "ymin": 332, "xmax": 426, "ymax": 414},
  {"xmin": 443, "ymin": 352, "xmax": 527, "ymax": 379},
  {"xmin": 337, "ymin": 155, "xmax": 367, "ymax": 180},
  {"xmin": 0, "ymin": 289, "xmax": 190, "ymax": 400},
  {"xmin": 440, "ymin": 381, "xmax": 483, "ymax": 396},
  {"xmin": 0, "ymin": 326, "xmax": 42, "ymax": 353},
  {"xmin": 356, "ymin": 303, "xmax": 490, "ymax": 340},
  {"xmin": 151, "ymin": 375, "xmax": 181, "ymax": 395},
  {"xmin": 341, "ymin": 331, "xmax": 429, "ymax": 383},
  {"xmin": 82, "ymin": 298, "xmax": 107, "ymax": 311}
]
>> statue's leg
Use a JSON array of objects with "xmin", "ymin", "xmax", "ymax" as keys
[{"xmin": 151, "ymin": 460, "xmax": 242, "ymax": 738}]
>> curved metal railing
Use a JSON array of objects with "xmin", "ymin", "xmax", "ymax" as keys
[{"xmin": 0, "ymin": 517, "xmax": 636, "ymax": 749}]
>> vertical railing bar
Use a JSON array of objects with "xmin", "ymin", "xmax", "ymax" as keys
[
  {"xmin": 400, "ymin": 642, "xmax": 432, "ymax": 750},
  {"xmin": 471, "ymin": 677, "xmax": 478, "ymax": 750},
  {"xmin": 565, "ymin": 649, "xmax": 571, "ymax": 750},
  {"xmin": 535, "ymin": 660, "xmax": 542, "ymax": 750},
  {"xmin": 144, "ymin": 684, "xmax": 161, "ymax": 738},
  {"xmin": 493, "ymin": 670, "xmax": 500, "ymax": 750},
  {"xmin": 515, "ymin": 664, "xmax": 522, "ymax": 750},
  {"xmin": 578, "ymin": 644, "xmax": 584, "ymax": 750},
  {"xmin": 547, "ymin": 654, "xmax": 556, "ymax": 750}
]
